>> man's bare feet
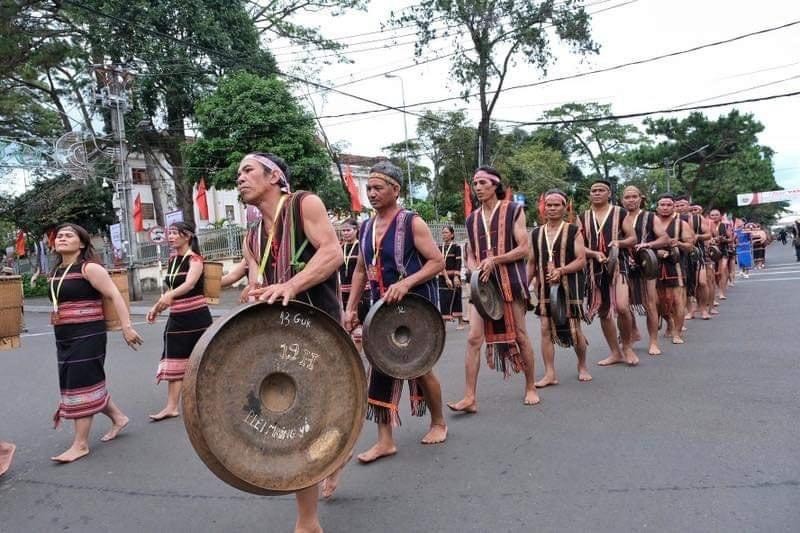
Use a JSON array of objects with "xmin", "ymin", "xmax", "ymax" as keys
[
  {"xmin": 685, "ymin": 313, "xmax": 694, "ymax": 320},
  {"xmin": 294, "ymin": 520, "xmax": 323, "ymax": 533},
  {"xmin": 597, "ymin": 352, "xmax": 625, "ymax": 366},
  {"xmin": 0, "ymin": 441, "xmax": 16, "ymax": 476},
  {"xmin": 101, "ymin": 415, "xmax": 129, "ymax": 442},
  {"xmin": 421, "ymin": 424, "xmax": 447, "ymax": 444},
  {"xmin": 648, "ymin": 344, "xmax": 662, "ymax": 356},
  {"xmin": 672, "ymin": 336, "xmax": 685, "ymax": 344},
  {"xmin": 534, "ymin": 375, "xmax": 559, "ymax": 388},
  {"xmin": 357, "ymin": 443, "xmax": 397, "ymax": 464},
  {"xmin": 623, "ymin": 347, "xmax": 639, "ymax": 366},
  {"xmin": 446, "ymin": 399, "xmax": 477, "ymax": 414},
  {"xmin": 710, "ymin": 308, "xmax": 719, "ymax": 315},
  {"xmin": 149, "ymin": 409, "xmax": 180, "ymax": 422},
  {"xmin": 51, "ymin": 444, "xmax": 89, "ymax": 463},
  {"xmin": 577, "ymin": 366, "xmax": 593, "ymax": 382},
  {"xmin": 321, "ymin": 454, "xmax": 351, "ymax": 499},
  {"xmin": 719, "ymin": 295, "xmax": 727, "ymax": 300},
  {"xmin": 523, "ymin": 390, "xmax": 541, "ymax": 406},
  {"xmin": 701, "ymin": 312, "xmax": 711, "ymax": 320}
]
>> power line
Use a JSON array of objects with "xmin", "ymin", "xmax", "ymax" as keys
[
  {"xmin": 315, "ymin": 17, "xmax": 800, "ymax": 119},
  {"xmin": 672, "ymin": 73, "xmax": 800, "ymax": 108},
  {"xmin": 494, "ymin": 90, "xmax": 800, "ymax": 126}
]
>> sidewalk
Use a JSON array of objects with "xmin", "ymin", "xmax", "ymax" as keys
[{"xmin": 24, "ymin": 287, "xmax": 243, "ymax": 317}]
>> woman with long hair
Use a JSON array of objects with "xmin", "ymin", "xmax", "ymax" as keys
[
  {"xmin": 147, "ymin": 222, "xmax": 212, "ymax": 421},
  {"xmin": 49, "ymin": 223, "xmax": 142, "ymax": 463}
]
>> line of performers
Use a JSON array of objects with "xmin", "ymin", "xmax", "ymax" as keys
[{"xmin": 26, "ymin": 152, "xmax": 755, "ymax": 533}]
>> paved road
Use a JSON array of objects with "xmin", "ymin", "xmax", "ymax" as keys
[{"xmin": 1, "ymin": 244, "xmax": 798, "ymax": 532}]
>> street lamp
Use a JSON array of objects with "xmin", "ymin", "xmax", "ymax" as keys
[
  {"xmin": 385, "ymin": 74, "xmax": 413, "ymax": 206},
  {"xmin": 669, "ymin": 144, "xmax": 710, "ymax": 193}
]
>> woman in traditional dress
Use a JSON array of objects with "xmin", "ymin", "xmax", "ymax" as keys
[
  {"xmin": 147, "ymin": 222, "xmax": 212, "ymax": 421},
  {"xmin": 339, "ymin": 218, "xmax": 370, "ymax": 345},
  {"xmin": 49, "ymin": 223, "xmax": 142, "ymax": 463},
  {"xmin": 438, "ymin": 225, "xmax": 465, "ymax": 329}
]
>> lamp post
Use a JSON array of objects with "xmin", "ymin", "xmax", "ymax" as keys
[
  {"xmin": 385, "ymin": 74, "xmax": 413, "ymax": 207},
  {"xmin": 669, "ymin": 144, "xmax": 709, "ymax": 193}
]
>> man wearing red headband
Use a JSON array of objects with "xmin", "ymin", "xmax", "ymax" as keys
[
  {"xmin": 528, "ymin": 189, "xmax": 592, "ymax": 385},
  {"xmin": 578, "ymin": 179, "xmax": 639, "ymax": 366},
  {"xmin": 448, "ymin": 166, "xmax": 540, "ymax": 412}
]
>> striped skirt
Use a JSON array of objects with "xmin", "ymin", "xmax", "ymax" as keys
[{"xmin": 156, "ymin": 296, "xmax": 212, "ymax": 382}]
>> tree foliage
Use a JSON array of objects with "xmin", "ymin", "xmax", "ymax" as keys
[
  {"xmin": 395, "ymin": 0, "xmax": 598, "ymax": 163},
  {"xmin": 184, "ymin": 72, "xmax": 333, "ymax": 194}
]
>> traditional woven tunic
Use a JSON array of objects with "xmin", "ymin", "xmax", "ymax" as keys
[
  {"xmin": 339, "ymin": 240, "xmax": 370, "ymax": 323},
  {"xmin": 531, "ymin": 223, "xmax": 588, "ymax": 347},
  {"xmin": 360, "ymin": 209, "xmax": 437, "ymax": 427},
  {"xmin": 49, "ymin": 261, "xmax": 109, "ymax": 426},
  {"xmin": 466, "ymin": 200, "xmax": 529, "ymax": 377},
  {"xmin": 684, "ymin": 213, "xmax": 705, "ymax": 296},
  {"xmin": 627, "ymin": 210, "xmax": 656, "ymax": 315},
  {"xmin": 438, "ymin": 241, "xmax": 463, "ymax": 320},
  {"xmin": 657, "ymin": 215, "xmax": 685, "ymax": 318},
  {"xmin": 579, "ymin": 205, "xmax": 628, "ymax": 319},
  {"xmin": 156, "ymin": 253, "xmax": 213, "ymax": 382}
]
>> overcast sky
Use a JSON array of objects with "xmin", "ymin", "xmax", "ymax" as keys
[{"xmin": 281, "ymin": 0, "xmax": 800, "ymax": 210}]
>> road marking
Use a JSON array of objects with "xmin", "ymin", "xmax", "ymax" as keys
[
  {"xmin": 746, "ymin": 270, "xmax": 800, "ymax": 276},
  {"xmin": 740, "ymin": 276, "xmax": 800, "ymax": 282},
  {"xmin": 21, "ymin": 320, "xmax": 164, "ymax": 338}
]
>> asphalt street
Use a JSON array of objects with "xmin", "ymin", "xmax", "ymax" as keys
[{"xmin": 1, "ymin": 244, "xmax": 798, "ymax": 532}]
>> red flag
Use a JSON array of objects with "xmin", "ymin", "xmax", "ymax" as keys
[
  {"xmin": 344, "ymin": 165, "xmax": 362, "ymax": 212},
  {"xmin": 195, "ymin": 177, "xmax": 209, "ymax": 221},
  {"xmin": 464, "ymin": 179, "xmax": 473, "ymax": 218},
  {"xmin": 537, "ymin": 193, "xmax": 546, "ymax": 224},
  {"xmin": 505, "ymin": 185, "xmax": 513, "ymax": 201},
  {"xmin": 133, "ymin": 193, "xmax": 144, "ymax": 232},
  {"xmin": 47, "ymin": 228, "xmax": 56, "ymax": 248},
  {"xmin": 567, "ymin": 198, "xmax": 575, "ymax": 223},
  {"xmin": 15, "ymin": 230, "xmax": 26, "ymax": 257}
]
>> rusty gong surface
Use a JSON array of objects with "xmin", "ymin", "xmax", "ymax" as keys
[
  {"xmin": 182, "ymin": 300, "xmax": 366, "ymax": 495},
  {"xmin": 362, "ymin": 294, "xmax": 445, "ymax": 379},
  {"xmin": 636, "ymin": 248, "xmax": 659, "ymax": 280},
  {"xmin": 548, "ymin": 283, "xmax": 568, "ymax": 327},
  {"xmin": 470, "ymin": 270, "xmax": 503, "ymax": 321}
]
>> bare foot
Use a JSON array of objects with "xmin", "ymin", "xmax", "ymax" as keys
[
  {"xmin": 421, "ymin": 424, "xmax": 447, "ymax": 444},
  {"xmin": 357, "ymin": 443, "xmax": 397, "ymax": 464},
  {"xmin": 523, "ymin": 390, "xmax": 541, "ymax": 406},
  {"xmin": 597, "ymin": 353, "xmax": 625, "ymax": 366},
  {"xmin": 446, "ymin": 399, "xmax": 477, "ymax": 414},
  {"xmin": 294, "ymin": 521, "xmax": 323, "ymax": 533},
  {"xmin": 101, "ymin": 416, "xmax": 129, "ymax": 442},
  {"xmin": 632, "ymin": 330, "xmax": 642, "ymax": 342},
  {"xmin": 672, "ymin": 336, "xmax": 685, "ymax": 344},
  {"xmin": 701, "ymin": 312, "xmax": 711, "ymax": 320},
  {"xmin": 719, "ymin": 295, "xmax": 727, "ymax": 300},
  {"xmin": 623, "ymin": 347, "xmax": 639, "ymax": 366},
  {"xmin": 577, "ymin": 366, "xmax": 593, "ymax": 382},
  {"xmin": 0, "ymin": 441, "xmax": 16, "ymax": 476},
  {"xmin": 685, "ymin": 314, "xmax": 694, "ymax": 320},
  {"xmin": 149, "ymin": 409, "xmax": 180, "ymax": 422},
  {"xmin": 51, "ymin": 444, "xmax": 89, "ymax": 463},
  {"xmin": 534, "ymin": 375, "xmax": 559, "ymax": 388},
  {"xmin": 321, "ymin": 453, "xmax": 351, "ymax": 499},
  {"xmin": 648, "ymin": 344, "xmax": 662, "ymax": 356},
  {"xmin": 710, "ymin": 308, "xmax": 719, "ymax": 315}
]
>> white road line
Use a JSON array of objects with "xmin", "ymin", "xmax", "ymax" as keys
[
  {"xmin": 21, "ymin": 320, "xmax": 163, "ymax": 338},
  {"xmin": 740, "ymin": 277, "xmax": 800, "ymax": 282},
  {"xmin": 746, "ymin": 270, "xmax": 800, "ymax": 276}
]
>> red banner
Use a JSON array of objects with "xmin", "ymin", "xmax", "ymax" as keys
[
  {"xmin": 195, "ymin": 177, "xmax": 209, "ymax": 220},
  {"xmin": 15, "ymin": 230, "xmax": 26, "ymax": 257},
  {"xmin": 344, "ymin": 165, "xmax": 362, "ymax": 212},
  {"xmin": 464, "ymin": 180, "xmax": 473, "ymax": 218},
  {"xmin": 133, "ymin": 193, "xmax": 144, "ymax": 232}
]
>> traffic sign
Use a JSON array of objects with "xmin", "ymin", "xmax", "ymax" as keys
[{"xmin": 148, "ymin": 226, "xmax": 165, "ymax": 243}]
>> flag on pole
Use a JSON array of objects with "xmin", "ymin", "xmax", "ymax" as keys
[
  {"xmin": 464, "ymin": 179, "xmax": 473, "ymax": 218},
  {"xmin": 15, "ymin": 230, "xmax": 26, "ymax": 257},
  {"xmin": 195, "ymin": 177, "xmax": 209, "ymax": 220},
  {"xmin": 537, "ymin": 193, "xmax": 546, "ymax": 224},
  {"xmin": 133, "ymin": 193, "xmax": 144, "ymax": 232},
  {"xmin": 567, "ymin": 198, "xmax": 575, "ymax": 223},
  {"xmin": 343, "ymin": 165, "xmax": 362, "ymax": 212}
]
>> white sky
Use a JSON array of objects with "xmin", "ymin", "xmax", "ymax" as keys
[{"xmin": 280, "ymin": 0, "xmax": 800, "ymax": 210}]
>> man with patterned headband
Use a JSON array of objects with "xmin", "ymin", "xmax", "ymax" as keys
[
  {"xmin": 690, "ymin": 204, "xmax": 718, "ymax": 317},
  {"xmin": 448, "ymin": 166, "xmax": 540, "ymax": 413},
  {"xmin": 620, "ymin": 186, "xmax": 670, "ymax": 356},
  {"xmin": 653, "ymin": 193, "xmax": 696, "ymax": 344},
  {"xmin": 708, "ymin": 208, "xmax": 732, "ymax": 299},
  {"xmin": 528, "ymin": 189, "xmax": 591, "ymax": 386},
  {"xmin": 343, "ymin": 161, "xmax": 448, "ymax": 464},
  {"xmin": 236, "ymin": 152, "xmax": 344, "ymax": 531},
  {"xmin": 578, "ymin": 179, "xmax": 639, "ymax": 366},
  {"xmin": 675, "ymin": 196, "xmax": 711, "ymax": 321}
]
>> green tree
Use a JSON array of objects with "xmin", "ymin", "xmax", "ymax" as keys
[
  {"xmin": 184, "ymin": 72, "xmax": 333, "ymax": 195},
  {"xmin": 395, "ymin": 0, "xmax": 597, "ymax": 164},
  {"xmin": 381, "ymin": 139, "xmax": 431, "ymax": 202}
]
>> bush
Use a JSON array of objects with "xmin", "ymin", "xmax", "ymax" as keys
[{"xmin": 21, "ymin": 272, "xmax": 49, "ymax": 298}]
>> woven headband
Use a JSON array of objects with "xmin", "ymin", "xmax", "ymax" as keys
[
  {"xmin": 473, "ymin": 170, "xmax": 501, "ymax": 184},
  {"xmin": 243, "ymin": 154, "xmax": 290, "ymax": 193},
  {"xmin": 544, "ymin": 192, "xmax": 567, "ymax": 205},
  {"xmin": 369, "ymin": 172, "xmax": 401, "ymax": 188}
]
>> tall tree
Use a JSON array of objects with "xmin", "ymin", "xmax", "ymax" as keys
[
  {"xmin": 381, "ymin": 139, "xmax": 431, "ymax": 202},
  {"xmin": 395, "ymin": 0, "xmax": 597, "ymax": 164}
]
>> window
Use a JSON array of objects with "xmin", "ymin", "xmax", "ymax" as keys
[
  {"xmin": 225, "ymin": 205, "xmax": 235, "ymax": 221},
  {"xmin": 142, "ymin": 203, "xmax": 155, "ymax": 220},
  {"xmin": 131, "ymin": 168, "xmax": 150, "ymax": 184}
]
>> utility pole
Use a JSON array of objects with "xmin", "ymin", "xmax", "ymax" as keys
[{"xmin": 94, "ymin": 64, "xmax": 142, "ymax": 300}]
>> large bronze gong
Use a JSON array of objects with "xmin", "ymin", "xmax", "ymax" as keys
[
  {"xmin": 182, "ymin": 301, "xmax": 367, "ymax": 495},
  {"xmin": 548, "ymin": 283, "xmax": 568, "ymax": 327},
  {"xmin": 636, "ymin": 248, "xmax": 659, "ymax": 280},
  {"xmin": 605, "ymin": 245, "xmax": 619, "ymax": 274},
  {"xmin": 470, "ymin": 270, "xmax": 504, "ymax": 321},
  {"xmin": 362, "ymin": 294, "xmax": 445, "ymax": 379}
]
